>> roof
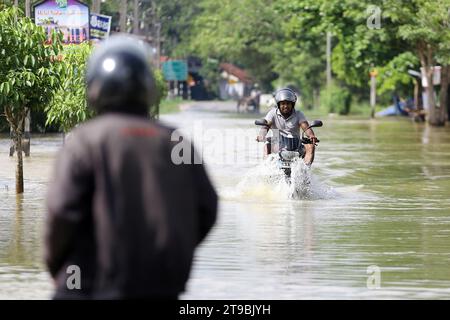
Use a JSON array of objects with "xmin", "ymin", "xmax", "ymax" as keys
[{"xmin": 219, "ymin": 63, "xmax": 252, "ymax": 84}]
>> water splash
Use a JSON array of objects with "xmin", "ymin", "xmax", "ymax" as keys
[
  {"xmin": 233, "ymin": 155, "xmax": 338, "ymax": 202},
  {"xmin": 288, "ymin": 160, "xmax": 338, "ymax": 200}
]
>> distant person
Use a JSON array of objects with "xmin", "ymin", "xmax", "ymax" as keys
[
  {"xmin": 250, "ymin": 85, "xmax": 261, "ymax": 113},
  {"xmin": 45, "ymin": 35, "xmax": 218, "ymax": 299},
  {"xmin": 393, "ymin": 94, "xmax": 409, "ymax": 116},
  {"xmin": 403, "ymin": 97, "xmax": 416, "ymax": 113},
  {"xmin": 256, "ymin": 88, "xmax": 317, "ymax": 166}
]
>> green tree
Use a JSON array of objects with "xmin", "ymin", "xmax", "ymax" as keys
[
  {"xmin": 312, "ymin": 0, "xmax": 449, "ymax": 124},
  {"xmin": 189, "ymin": 0, "xmax": 282, "ymax": 91},
  {"xmin": 311, "ymin": 0, "xmax": 415, "ymax": 106},
  {"xmin": 45, "ymin": 43, "xmax": 94, "ymax": 134},
  {"xmin": 375, "ymin": 52, "xmax": 419, "ymax": 96},
  {"xmin": 150, "ymin": 69, "xmax": 169, "ymax": 119},
  {"xmin": 46, "ymin": 43, "xmax": 167, "ymax": 128},
  {"xmin": 272, "ymin": 0, "xmax": 327, "ymax": 107},
  {"xmin": 384, "ymin": 0, "xmax": 450, "ymax": 125},
  {"xmin": 155, "ymin": 0, "xmax": 202, "ymax": 57},
  {"xmin": 0, "ymin": 7, "xmax": 64, "ymax": 193}
]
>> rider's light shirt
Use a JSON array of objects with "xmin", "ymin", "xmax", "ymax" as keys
[{"xmin": 264, "ymin": 107, "xmax": 307, "ymax": 138}]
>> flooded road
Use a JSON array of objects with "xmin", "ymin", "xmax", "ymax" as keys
[{"xmin": 1, "ymin": 103, "xmax": 450, "ymax": 299}]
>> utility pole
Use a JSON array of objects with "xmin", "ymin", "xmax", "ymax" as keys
[
  {"xmin": 370, "ymin": 69, "xmax": 377, "ymax": 119},
  {"xmin": 25, "ymin": 0, "xmax": 31, "ymax": 17},
  {"xmin": 120, "ymin": 0, "xmax": 127, "ymax": 33},
  {"xmin": 155, "ymin": 22, "xmax": 161, "ymax": 69},
  {"xmin": 133, "ymin": 0, "xmax": 139, "ymax": 34},
  {"xmin": 92, "ymin": 0, "xmax": 101, "ymax": 14},
  {"xmin": 326, "ymin": 31, "xmax": 332, "ymax": 87},
  {"xmin": 147, "ymin": 1, "xmax": 161, "ymax": 69}
]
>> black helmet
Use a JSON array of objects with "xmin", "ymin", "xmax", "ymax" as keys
[
  {"xmin": 86, "ymin": 35, "xmax": 156, "ymax": 115},
  {"xmin": 274, "ymin": 88, "xmax": 297, "ymax": 108}
]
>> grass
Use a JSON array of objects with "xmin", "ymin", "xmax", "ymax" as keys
[{"xmin": 158, "ymin": 98, "xmax": 190, "ymax": 114}]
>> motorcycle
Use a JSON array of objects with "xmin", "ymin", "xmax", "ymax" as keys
[{"xmin": 255, "ymin": 118, "xmax": 323, "ymax": 182}]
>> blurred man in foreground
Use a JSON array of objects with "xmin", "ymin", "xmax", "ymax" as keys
[{"xmin": 45, "ymin": 35, "xmax": 217, "ymax": 299}]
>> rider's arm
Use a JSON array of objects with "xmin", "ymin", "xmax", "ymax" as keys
[
  {"xmin": 257, "ymin": 108, "xmax": 274, "ymax": 141},
  {"xmin": 258, "ymin": 126, "xmax": 270, "ymax": 139},
  {"xmin": 300, "ymin": 121, "xmax": 317, "ymax": 143}
]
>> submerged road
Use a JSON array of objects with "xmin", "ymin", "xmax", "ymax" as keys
[{"xmin": 1, "ymin": 101, "xmax": 450, "ymax": 299}]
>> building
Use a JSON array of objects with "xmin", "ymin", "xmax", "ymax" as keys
[{"xmin": 219, "ymin": 63, "xmax": 253, "ymax": 100}]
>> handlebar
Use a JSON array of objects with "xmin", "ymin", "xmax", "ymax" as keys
[
  {"xmin": 255, "ymin": 119, "xmax": 269, "ymax": 126},
  {"xmin": 255, "ymin": 118, "xmax": 321, "ymax": 146},
  {"xmin": 301, "ymin": 137, "xmax": 320, "ymax": 145},
  {"xmin": 280, "ymin": 129, "xmax": 320, "ymax": 145},
  {"xmin": 256, "ymin": 136, "xmax": 319, "ymax": 145}
]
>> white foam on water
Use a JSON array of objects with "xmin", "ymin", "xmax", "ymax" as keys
[{"xmin": 224, "ymin": 155, "xmax": 339, "ymax": 202}]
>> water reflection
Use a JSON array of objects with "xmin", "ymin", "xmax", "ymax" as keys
[{"xmin": 0, "ymin": 135, "xmax": 56, "ymax": 299}]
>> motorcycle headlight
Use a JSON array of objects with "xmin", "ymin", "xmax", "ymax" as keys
[{"xmin": 280, "ymin": 150, "xmax": 300, "ymax": 161}]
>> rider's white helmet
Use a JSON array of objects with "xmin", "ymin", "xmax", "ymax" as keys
[{"xmin": 274, "ymin": 88, "xmax": 297, "ymax": 108}]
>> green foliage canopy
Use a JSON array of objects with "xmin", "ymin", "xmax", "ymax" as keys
[
  {"xmin": 0, "ymin": 6, "xmax": 64, "ymax": 130},
  {"xmin": 45, "ymin": 43, "xmax": 94, "ymax": 133}
]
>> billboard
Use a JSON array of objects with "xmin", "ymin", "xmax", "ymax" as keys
[
  {"xmin": 34, "ymin": 0, "xmax": 90, "ymax": 44},
  {"xmin": 90, "ymin": 13, "xmax": 112, "ymax": 42}
]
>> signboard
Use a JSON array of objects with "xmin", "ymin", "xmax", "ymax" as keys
[
  {"xmin": 34, "ymin": 0, "xmax": 90, "ymax": 44},
  {"xmin": 90, "ymin": 13, "xmax": 112, "ymax": 42},
  {"xmin": 162, "ymin": 60, "xmax": 188, "ymax": 81}
]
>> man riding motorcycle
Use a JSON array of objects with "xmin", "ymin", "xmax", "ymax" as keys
[{"xmin": 256, "ymin": 88, "xmax": 317, "ymax": 166}]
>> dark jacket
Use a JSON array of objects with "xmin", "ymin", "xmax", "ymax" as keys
[{"xmin": 45, "ymin": 113, "xmax": 218, "ymax": 299}]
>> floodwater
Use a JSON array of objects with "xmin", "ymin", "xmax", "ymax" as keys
[{"xmin": 1, "ymin": 103, "xmax": 450, "ymax": 299}]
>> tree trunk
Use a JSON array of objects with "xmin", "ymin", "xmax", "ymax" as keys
[
  {"xmin": 424, "ymin": 68, "xmax": 437, "ymax": 124},
  {"xmin": 9, "ymin": 126, "xmax": 15, "ymax": 156},
  {"xmin": 438, "ymin": 65, "xmax": 449, "ymax": 125},
  {"xmin": 24, "ymin": 108, "xmax": 31, "ymax": 157},
  {"xmin": 4, "ymin": 105, "xmax": 27, "ymax": 194},
  {"xmin": 418, "ymin": 44, "xmax": 443, "ymax": 126},
  {"xmin": 15, "ymin": 133, "xmax": 24, "ymax": 194},
  {"xmin": 448, "ymin": 82, "xmax": 450, "ymax": 122},
  {"xmin": 413, "ymin": 80, "xmax": 419, "ymax": 110},
  {"xmin": 425, "ymin": 65, "xmax": 448, "ymax": 126},
  {"xmin": 120, "ymin": 0, "xmax": 127, "ymax": 33}
]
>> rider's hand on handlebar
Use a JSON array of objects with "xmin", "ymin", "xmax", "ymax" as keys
[
  {"xmin": 256, "ymin": 135, "xmax": 265, "ymax": 142},
  {"xmin": 310, "ymin": 136, "xmax": 319, "ymax": 146}
]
